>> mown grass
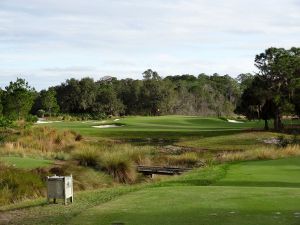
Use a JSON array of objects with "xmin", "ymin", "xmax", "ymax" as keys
[
  {"xmin": 41, "ymin": 116, "xmax": 265, "ymax": 140},
  {"xmin": 0, "ymin": 156, "xmax": 53, "ymax": 169},
  {"xmin": 4, "ymin": 156, "xmax": 300, "ymax": 225},
  {"xmin": 69, "ymin": 157, "xmax": 300, "ymax": 225}
]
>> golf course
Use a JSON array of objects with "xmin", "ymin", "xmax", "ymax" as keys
[{"xmin": 0, "ymin": 116, "xmax": 299, "ymax": 225}]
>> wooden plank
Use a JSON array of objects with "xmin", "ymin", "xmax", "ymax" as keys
[{"xmin": 137, "ymin": 165, "xmax": 192, "ymax": 175}]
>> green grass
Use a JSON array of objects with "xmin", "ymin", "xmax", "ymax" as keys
[
  {"xmin": 4, "ymin": 157, "xmax": 300, "ymax": 225},
  {"xmin": 40, "ymin": 116, "xmax": 264, "ymax": 140},
  {"xmin": 41, "ymin": 116, "xmax": 291, "ymax": 151},
  {"xmin": 71, "ymin": 186, "xmax": 300, "ymax": 225},
  {"xmin": 178, "ymin": 131, "xmax": 291, "ymax": 151},
  {"xmin": 215, "ymin": 157, "xmax": 300, "ymax": 187},
  {"xmin": 68, "ymin": 157, "xmax": 300, "ymax": 225},
  {"xmin": 2, "ymin": 116, "xmax": 299, "ymax": 224},
  {"xmin": 0, "ymin": 156, "xmax": 53, "ymax": 169}
]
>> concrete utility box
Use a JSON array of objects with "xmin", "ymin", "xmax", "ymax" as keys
[{"xmin": 47, "ymin": 175, "xmax": 73, "ymax": 205}]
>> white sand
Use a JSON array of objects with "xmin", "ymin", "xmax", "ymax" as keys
[
  {"xmin": 92, "ymin": 124, "xmax": 123, "ymax": 128},
  {"xmin": 36, "ymin": 120, "xmax": 61, "ymax": 124},
  {"xmin": 227, "ymin": 119, "xmax": 244, "ymax": 123}
]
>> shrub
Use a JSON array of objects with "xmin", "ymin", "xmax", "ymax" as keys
[
  {"xmin": 0, "ymin": 165, "xmax": 45, "ymax": 205},
  {"xmin": 277, "ymin": 135, "xmax": 289, "ymax": 148},
  {"xmin": 0, "ymin": 116, "xmax": 12, "ymax": 129},
  {"xmin": 54, "ymin": 135, "xmax": 63, "ymax": 145},
  {"xmin": 75, "ymin": 134, "xmax": 83, "ymax": 141},
  {"xmin": 101, "ymin": 151, "xmax": 136, "ymax": 183},
  {"xmin": 167, "ymin": 152, "xmax": 201, "ymax": 167},
  {"xmin": 53, "ymin": 151, "xmax": 70, "ymax": 161},
  {"xmin": 25, "ymin": 114, "xmax": 38, "ymax": 123},
  {"xmin": 72, "ymin": 147, "xmax": 100, "ymax": 168},
  {"xmin": 37, "ymin": 109, "xmax": 45, "ymax": 118},
  {"xmin": 217, "ymin": 145, "xmax": 300, "ymax": 163}
]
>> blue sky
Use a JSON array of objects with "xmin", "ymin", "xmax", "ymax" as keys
[{"xmin": 0, "ymin": 0, "xmax": 299, "ymax": 90}]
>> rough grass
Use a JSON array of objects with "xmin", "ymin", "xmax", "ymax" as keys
[
  {"xmin": 0, "ymin": 164, "xmax": 44, "ymax": 205},
  {"xmin": 0, "ymin": 127, "xmax": 81, "ymax": 159},
  {"xmin": 165, "ymin": 152, "xmax": 201, "ymax": 167},
  {"xmin": 72, "ymin": 144, "xmax": 154, "ymax": 183},
  {"xmin": 217, "ymin": 145, "xmax": 300, "ymax": 163}
]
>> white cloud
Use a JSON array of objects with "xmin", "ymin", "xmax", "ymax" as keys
[{"xmin": 0, "ymin": 0, "xmax": 299, "ymax": 89}]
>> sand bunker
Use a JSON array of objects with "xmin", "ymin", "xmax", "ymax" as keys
[
  {"xmin": 36, "ymin": 120, "xmax": 61, "ymax": 124},
  {"xmin": 227, "ymin": 119, "xmax": 244, "ymax": 123},
  {"xmin": 92, "ymin": 124, "xmax": 123, "ymax": 128}
]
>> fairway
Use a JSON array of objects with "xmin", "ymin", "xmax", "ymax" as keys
[
  {"xmin": 69, "ymin": 158, "xmax": 300, "ymax": 225},
  {"xmin": 41, "ymin": 116, "xmax": 263, "ymax": 140}
]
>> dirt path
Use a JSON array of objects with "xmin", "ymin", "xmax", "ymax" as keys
[{"xmin": 0, "ymin": 212, "xmax": 10, "ymax": 225}]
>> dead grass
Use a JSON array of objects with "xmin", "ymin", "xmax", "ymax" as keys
[
  {"xmin": 0, "ymin": 127, "xmax": 82, "ymax": 159},
  {"xmin": 71, "ymin": 144, "xmax": 154, "ymax": 183},
  {"xmin": 217, "ymin": 145, "xmax": 300, "ymax": 163},
  {"xmin": 167, "ymin": 152, "xmax": 201, "ymax": 167}
]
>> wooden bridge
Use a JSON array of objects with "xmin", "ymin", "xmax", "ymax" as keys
[{"xmin": 137, "ymin": 165, "xmax": 192, "ymax": 177}]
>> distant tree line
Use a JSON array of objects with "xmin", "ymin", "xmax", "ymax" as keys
[
  {"xmin": 0, "ymin": 47, "xmax": 299, "ymax": 131},
  {"xmin": 0, "ymin": 71, "xmax": 242, "ymax": 120}
]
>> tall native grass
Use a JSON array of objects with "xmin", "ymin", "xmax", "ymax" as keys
[
  {"xmin": 0, "ymin": 163, "xmax": 44, "ymax": 205},
  {"xmin": 72, "ymin": 144, "xmax": 154, "ymax": 183},
  {"xmin": 217, "ymin": 145, "xmax": 300, "ymax": 163},
  {"xmin": 0, "ymin": 127, "xmax": 81, "ymax": 159},
  {"xmin": 166, "ymin": 152, "xmax": 202, "ymax": 167}
]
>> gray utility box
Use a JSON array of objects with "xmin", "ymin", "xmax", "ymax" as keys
[{"xmin": 47, "ymin": 175, "xmax": 73, "ymax": 205}]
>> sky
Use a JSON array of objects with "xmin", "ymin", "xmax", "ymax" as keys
[{"xmin": 0, "ymin": 0, "xmax": 299, "ymax": 90}]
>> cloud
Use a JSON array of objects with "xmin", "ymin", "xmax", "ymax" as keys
[
  {"xmin": 42, "ymin": 66, "xmax": 96, "ymax": 72},
  {"xmin": 0, "ymin": 0, "xmax": 299, "ymax": 89}
]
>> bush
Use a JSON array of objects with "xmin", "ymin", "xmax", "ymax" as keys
[
  {"xmin": 75, "ymin": 134, "xmax": 83, "ymax": 141},
  {"xmin": 37, "ymin": 109, "xmax": 45, "ymax": 118},
  {"xmin": 72, "ymin": 147, "xmax": 100, "ymax": 168},
  {"xmin": 25, "ymin": 114, "xmax": 38, "ymax": 123},
  {"xmin": 0, "ymin": 116, "xmax": 12, "ymax": 128},
  {"xmin": 0, "ymin": 165, "xmax": 44, "ymax": 205},
  {"xmin": 277, "ymin": 135, "xmax": 290, "ymax": 148},
  {"xmin": 217, "ymin": 145, "xmax": 300, "ymax": 163},
  {"xmin": 101, "ymin": 152, "xmax": 136, "ymax": 183},
  {"xmin": 167, "ymin": 152, "xmax": 201, "ymax": 167}
]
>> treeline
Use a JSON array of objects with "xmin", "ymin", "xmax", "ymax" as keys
[
  {"xmin": 0, "ymin": 47, "xmax": 299, "ymax": 130},
  {"xmin": 0, "ymin": 70, "xmax": 242, "ymax": 120},
  {"xmin": 236, "ymin": 47, "xmax": 300, "ymax": 130}
]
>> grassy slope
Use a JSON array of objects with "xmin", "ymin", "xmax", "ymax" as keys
[
  {"xmin": 69, "ymin": 158, "xmax": 300, "ymax": 225},
  {"xmin": 0, "ymin": 156, "xmax": 53, "ymax": 169}
]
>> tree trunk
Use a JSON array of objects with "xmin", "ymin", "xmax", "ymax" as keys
[
  {"xmin": 264, "ymin": 119, "xmax": 269, "ymax": 130},
  {"xmin": 273, "ymin": 109, "xmax": 283, "ymax": 131}
]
